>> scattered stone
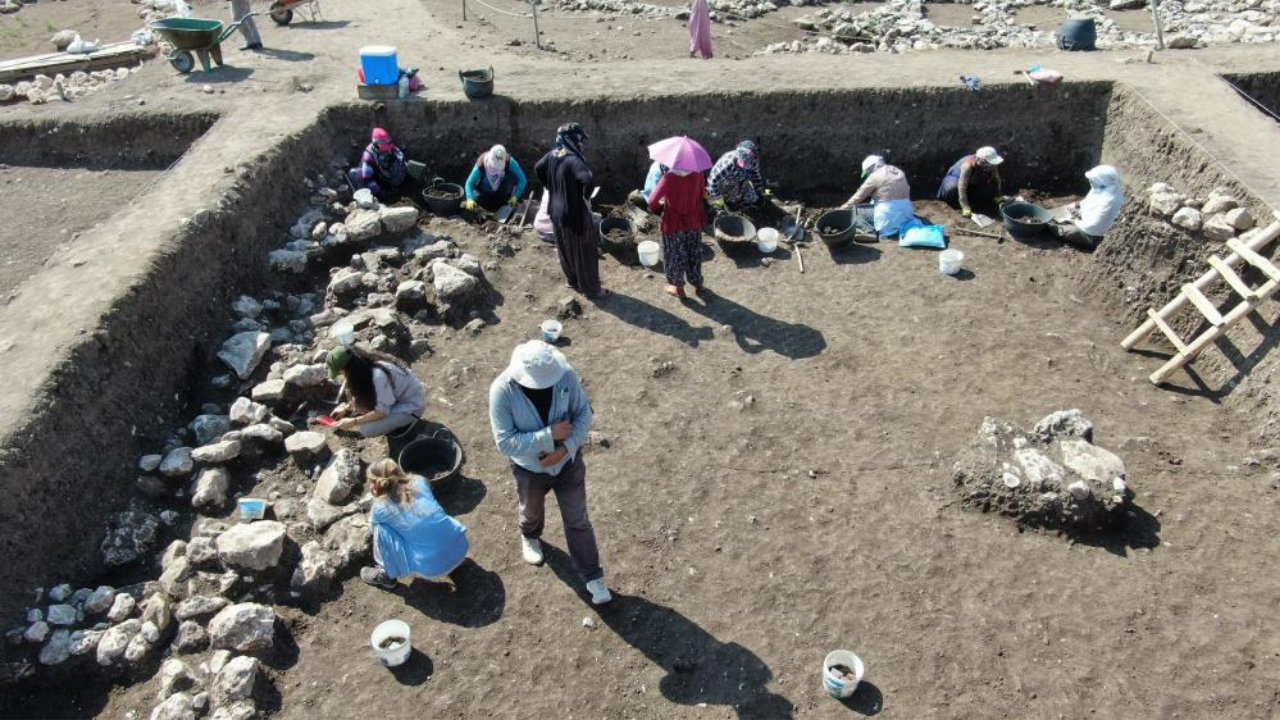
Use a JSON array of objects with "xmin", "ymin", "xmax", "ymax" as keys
[
  {"xmin": 432, "ymin": 262, "xmax": 481, "ymax": 301},
  {"xmin": 1202, "ymin": 194, "xmax": 1239, "ymax": 215},
  {"xmin": 250, "ymin": 379, "xmax": 287, "ymax": 404},
  {"xmin": 1166, "ymin": 34, "xmax": 1199, "ymax": 49},
  {"xmin": 158, "ymin": 658, "xmax": 197, "ymax": 700},
  {"xmin": 192, "ymin": 440, "xmax": 242, "ymax": 465},
  {"xmin": 229, "ymin": 397, "xmax": 270, "ymax": 425},
  {"xmin": 139, "ymin": 454, "xmax": 163, "ymax": 472},
  {"xmin": 464, "ymin": 317, "xmax": 486, "ymax": 334},
  {"xmin": 216, "ymin": 521, "xmax": 286, "ymax": 572},
  {"xmin": 1224, "ymin": 207, "xmax": 1255, "ymax": 231},
  {"xmin": 1147, "ymin": 187, "xmax": 1184, "ymax": 216},
  {"xmin": 38, "ymin": 630, "xmax": 72, "ymax": 666},
  {"xmin": 306, "ymin": 498, "xmax": 359, "ymax": 532},
  {"xmin": 1170, "ymin": 206, "xmax": 1203, "ymax": 231},
  {"xmin": 24, "ymin": 621, "xmax": 49, "ymax": 644},
  {"xmin": 186, "ymin": 536, "xmax": 220, "ymax": 568},
  {"xmin": 953, "ymin": 411, "xmax": 1132, "ymax": 530},
  {"xmin": 108, "ymin": 593, "xmax": 137, "ymax": 623},
  {"xmin": 96, "ymin": 619, "xmax": 141, "ymax": 667},
  {"xmin": 269, "ymin": 249, "xmax": 310, "ymax": 274},
  {"xmin": 160, "ymin": 556, "xmax": 193, "ymax": 598},
  {"xmin": 69, "ymin": 628, "xmax": 105, "ymax": 656},
  {"xmin": 151, "ymin": 691, "xmax": 197, "ymax": 720},
  {"xmin": 232, "ymin": 295, "xmax": 264, "ymax": 319},
  {"xmin": 102, "ymin": 508, "xmax": 161, "ymax": 567},
  {"xmin": 556, "ymin": 296, "xmax": 583, "ymax": 320},
  {"xmin": 345, "ymin": 208, "xmax": 383, "ymax": 242},
  {"xmin": 315, "ymin": 448, "xmax": 362, "ymax": 504},
  {"xmin": 176, "ymin": 595, "xmax": 230, "ymax": 622},
  {"xmin": 240, "ymin": 423, "xmax": 284, "ymax": 444},
  {"xmin": 172, "ymin": 620, "xmax": 209, "ymax": 654},
  {"xmin": 283, "ymin": 363, "xmax": 329, "ymax": 388},
  {"xmin": 189, "ymin": 415, "xmax": 233, "ymax": 446},
  {"xmin": 380, "ymin": 205, "xmax": 420, "ymax": 235},
  {"xmin": 1203, "ymin": 214, "xmax": 1238, "ymax": 241},
  {"xmin": 210, "ymin": 701, "xmax": 257, "ymax": 720},
  {"xmin": 160, "ymin": 447, "xmax": 195, "ymax": 478},
  {"xmin": 285, "ymin": 431, "xmax": 329, "ymax": 459},
  {"xmin": 395, "ymin": 279, "xmax": 428, "ymax": 313},
  {"xmin": 192, "ymin": 467, "xmax": 231, "ymax": 512},
  {"xmin": 218, "ymin": 332, "xmax": 272, "ymax": 380},
  {"xmin": 46, "ymin": 604, "xmax": 78, "ymax": 626},
  {"xmin": 137, "ymin": 475, "xmax": 169, "ymax": 499},
  {"xmin": 208, "ymin": 603, "xmax": 276, "ymax": 653},
  {"xmin": 290, "ymin": 541, "xmax": 335, "ymax": 600}
]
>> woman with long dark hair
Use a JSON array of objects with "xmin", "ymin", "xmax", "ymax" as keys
[{"xmin": 324, "ymin": 346, "xmax": 427, "ymax": 438}]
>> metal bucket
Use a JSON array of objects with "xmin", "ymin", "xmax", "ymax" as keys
[{"xmin": 459, "ymin": 67, "xmax": 494, "ymax": 100}]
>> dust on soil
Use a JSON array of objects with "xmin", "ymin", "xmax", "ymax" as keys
[
  {"xmin": 0, "ymin": 165, "xmax": 163, "ymax": 297},
  {"xmin": 53, "ymin": 195, "xmax": 1280, "ymax": 720}
]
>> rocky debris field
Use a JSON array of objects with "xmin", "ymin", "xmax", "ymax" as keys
[{"xmin": 0, "ymin": 160, "xmax": 514, "ymax": 718}]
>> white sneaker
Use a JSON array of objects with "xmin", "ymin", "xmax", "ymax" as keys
[
  {"xmin": 521, "ymin": 536, "xmax": 544, "ymax": 565},
  {"xmin": 586, "ymin": 578, "xmax": 613, "ymax": 605}
]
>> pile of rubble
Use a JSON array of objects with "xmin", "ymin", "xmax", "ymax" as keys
[
  {"xmin": 0, "ymin": 68, "xmax": 139, "ymax": 106},
  {"xmin": 953, "ymin": 410, "xmax": 1134, "ymax": 530},
  {"xmin": 548, "ymin": 0, "xmax": 811, "ymax": 20},
  {"xmin": 773, "ymin": 0, "xmax": 1277, "ymax": 54},
  {"xmin": 1146, "ymin": 183, "xmax": 1256, "ymax": 240},
  {"xmin": 1, "ymin": 162, "xmax": 516, "ymax": 717}
]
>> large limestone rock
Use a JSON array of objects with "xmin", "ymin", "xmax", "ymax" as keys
[
  {"xmin": 208, "ymin": 603, "xmax": 276, "ymax": 653},
  {"xmin": 431, "ymin": 261, "xmax": 480, "ymax": 301},
  {"xmin": 345, "ymin": 208, "xmax": 383, "ymax": 242},
  {"xmin": 215, "ymin": 521, "xmax": 286, "ymax": 572},
  {"xmin": 1202, "ymin": 194, "xmax": 1238, "ymax": 215},
  {"xmin": 189, "ymin": 415, "xmax": 232, "ymax": 446},
  {"xmin": 380, "ymin": 205, "xmax": 420, "ymax": 234},
  {"xmin": 160, "ymin": 447, "xmax": 194, "ymax": 478},
  {"xmin": 191, "ymin": 468, "xmax": 230, "ymax": 512},
  {"xmin": 1171, "ymin": 206, "xmax": 1203, "ymax": 231},
  {"xmin": 1147, "ymin": 187, "xmax": 1184, "ymax": 217},
  {"xmin": 283, "ymin": 363, "xmax": 328, "ymax": 388},
  {"xmin": 151, "ymin": 692, "xmax": 197, "ymax": 720},
  {"xmin": 1224, "ymin": 207, "xmax": 1255, "ymax": 231},
  {"xmin": 212, "ymin": 655, "xmax": 260, "ymax": 708},
  {"xmin": 229, "ymin": 397, "xmax": 270, "ymax": 425},
  {"xmin": 97, "ymin": 619, "xmax": 142, "ymax": 667},
  {"xmin": 218, "ymin": 332, "xmax": 271, "ymax": 380},
  {"xmin": 285, "ymin": 431, "xmax": 329, "ymax": 459},
  {"xmin": 953, "ymin": 411, "xmax": 1132, "ymax": 531},
  {"xmin": 314, "ymin": 449, "xmax": 361, "ymax": 504},
  {"xmin": 192, "ymin": 440, "xmax": 241, "ymax": 465},
  {"xmin": 1203, "ymin": 213, "xmax": 1238, "ymax": 241},
  {"xmin": 101, "ymin": 508, "xmax": 161, "ymax": 567}
]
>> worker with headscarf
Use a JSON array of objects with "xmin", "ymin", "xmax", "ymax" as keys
[
  {"xmin": 937, "ymin": 146, "xmax": 1007, "ymax": 217},
  {"xmin": 841, "ymin": 155, "xmax": 915, "ymax": 238},
  {"xmin": 535, "ymin": 123, "xmax": 610, "ymax": 300},
  {"xmin": 463, "ymin": 144, "xmax": 528, "ymax": 213},
  {"xmin": 348, "ymin": 128, "xmax": 408, "ymax": 199},
  {"xmin": 707, "ymin": 140, "xmax": 767, "ymax": 213},
  {"xmin": 1051, "ymin": 165, "xmax": 1124, "ymax": 250},
  {"xmin": 628, "ymin": 160, "xmax": 669, "ymax": 208}
]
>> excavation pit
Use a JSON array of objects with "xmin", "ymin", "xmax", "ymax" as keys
[{"xmin": 2, "ymin": 82, "xmax": 1280, "ymax": 719}]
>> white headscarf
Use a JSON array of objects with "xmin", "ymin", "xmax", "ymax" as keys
[
  {"xmin": 484, "ymin": 144, "xmax": 508, "ymax": 190},
  {"xmin": 1076, "ymin": 165, "xmax": 1124, "ymax": 236}
]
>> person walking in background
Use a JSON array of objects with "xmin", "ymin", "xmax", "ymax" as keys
[
  {"xmin": 489, "ymin": 341, "xmax": 612, "ymax": 605},
  {"xmin": 360, "ymin": 459, "xmax": 470, "ymax": 590},
  {"xmin": 689, "ymin": 0, "xmax": 713, "ymax": 59},
  {"xmin": 230, "ymin": 0, "xmax": 262, "ymax": 51},
  {"xmin": 535, "ymin": 123, "xmax": 610, "ymax": 300}
]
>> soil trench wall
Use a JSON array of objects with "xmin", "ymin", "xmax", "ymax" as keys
[
  {"xmin": 330, "ymin": 83, "xmax": 1113, "ymax": 204},
  {"xmin": 1221, "ymin": 71, "xmax": 1280, "ymax": 122},
  {"xmin": 0, "ymin": 112, "xmax": 218, "ymax": 169},
  {"xmin": 0, "ymin": 115, "xmax": 332, "ymax": 620},
  {"xmin": 1084, "ymin": 84, "xmax": 1280, "ymax": 441}
]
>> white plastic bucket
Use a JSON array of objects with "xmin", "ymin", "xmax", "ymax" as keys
[
  {"xmin": 371, "ymin": 619, "xmax": 412, "ymax": 667},
  {"xmin": 637, "ymin": 240, "xmax": 661, "ymax": 267},
  {"xmin": 757, "ymin": 227, "xmax": 779, "ymax": 254},
  {"xmin": 353, "ymin": 188, "xmax": 375, "ymax": 209},
  {"xmin": 939, "ymin": 248, "xmax": 964, "ymax": 275},
  {"xmin": 540, "ymin": 319, "xmax": 563, "ymax": 343},
  {"xmin": 822, "ymin": 650, "xmax": 865, "ymax": 699}
]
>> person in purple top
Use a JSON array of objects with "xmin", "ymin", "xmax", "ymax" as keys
[{"xmin": 348, "ymin": 127, "xmax": 407, "ymax": 199}]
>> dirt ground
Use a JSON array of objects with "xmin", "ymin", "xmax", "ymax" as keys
[
  {"xmin": 0, "ymin": 0, "xmax": 226, "ymax": 55},
  {"xmin": 11, "ymin": 194, "xmax": 1280, "ymax": 718},
  {"xmin": 0, "ymin": 165, "xmax": 162, "ymax": 297},
  {"xmin": 4, "ymin": 0, "xmax": 1280, "ymax": 718}
]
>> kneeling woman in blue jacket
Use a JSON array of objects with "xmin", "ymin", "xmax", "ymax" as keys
[{"xmin": 360, "ymin": 459, "xmax": 470, "ymax": 589}]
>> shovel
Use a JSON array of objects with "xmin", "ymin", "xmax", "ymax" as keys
[
  {"xmin": 495, "ymin": 202, "xmax": 517, "ymax": 223},
  {"xmin": 406, "ymin": 160, "xmax": 428, "ymax": 181}
]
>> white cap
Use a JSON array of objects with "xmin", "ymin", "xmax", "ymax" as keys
[
  {"xmin": 861, "ymin": 155, "xmax": 885, "ymax": 178},
  {"xmin": 976, "ymin": 146, "xmax": 1004, "ymax": 165},
  {"xmin": 507, "ymin": 340, "xmax": 569, "ymax": 390}
]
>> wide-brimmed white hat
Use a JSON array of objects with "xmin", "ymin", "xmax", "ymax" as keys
[
  {"xmin": 861, "ymin": 154, "xmax": 885, "ymax": 178},
  {"xmin": 976, "ymin": 146, "xmax": 1004, "ymax": 165},
  {"xmin": 508, "ymin": 340, "xmax": 569, "ymax": 390}
]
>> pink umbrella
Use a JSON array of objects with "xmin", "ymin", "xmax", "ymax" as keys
[{"xmin": 648, "ymin": 136, "xmax": 713, "ymax": 173}]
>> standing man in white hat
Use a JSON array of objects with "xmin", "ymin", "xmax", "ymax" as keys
[
  {"xmin": 488, "ymin": 341, "xmax": 612, "ymax": 605},
  {"xmin": 937, "ymin": 145, "xmax": 1007, "ymax": 217}
]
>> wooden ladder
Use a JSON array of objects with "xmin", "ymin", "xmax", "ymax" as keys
[{"xmin": 1122, "ymin": 213, "xmax": 1280, "ymax": 385}]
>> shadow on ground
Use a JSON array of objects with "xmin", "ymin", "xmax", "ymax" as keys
[{"xmin": 543, "ymin": 544, "xmax": 795, "ymax": 720}]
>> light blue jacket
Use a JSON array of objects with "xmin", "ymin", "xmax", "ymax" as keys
[
  {"xmin": 641, "ymin": 160, "xmax": 667, "ymax": 203},
  {"xmin": 488, "ymin": 368, "xmax": 593, "ymax": 476},
  {"xmin": 370, "ymin": 478, "xmax": 469, "ymax": 580}
]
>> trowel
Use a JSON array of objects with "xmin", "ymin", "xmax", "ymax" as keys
[
  {"xmin": 495, "ymin": 203, "xmax": 517, "ymax": 223},
  {"xmin": 970, "ymin": 213, "xmax": 996, "ymax": 229}
]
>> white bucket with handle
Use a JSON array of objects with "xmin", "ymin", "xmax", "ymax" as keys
[
  {"xmin": 757, "ymin": 227, "xmax": 779, "ymax": 254},
  {"xmin": 371, "ymin": 619, "xmax": 412, "ymax": 667},
  {"xmin": 637, "ymin": 240, "xmax": 661, "ymax": 267},
  {"xmin": 822, "ymin": 649, "xmax": 865, "ymax": 699},
  {"xmin": 939, "ymin": 248, "xmax": 964, "ymax": 275}
]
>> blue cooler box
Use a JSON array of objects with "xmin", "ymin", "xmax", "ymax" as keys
[{"xmin": 361, "ymin": 45, "xmax": 399, "ymax": 85}]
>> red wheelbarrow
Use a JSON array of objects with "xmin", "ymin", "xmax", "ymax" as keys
[
  {"xmin": 149, "ymin": 14, "xmax": 258, "ymax": 74},
  {"xmin": 268, "ymin": 0, "xmax": 323, "ymax": 25}
]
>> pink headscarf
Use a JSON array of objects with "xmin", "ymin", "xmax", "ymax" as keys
[{"xmin": 689, "ymin": 0, "xmax": 713, "ymax": 60}]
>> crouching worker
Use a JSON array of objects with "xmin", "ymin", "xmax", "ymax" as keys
[
  {"xmin": 360, "ymin": 459, "xmax": 470, "ymax": 590},
  {"xmin": 324, "ymin": 346, "xmax": 427, "ymax": 438},
  {"xmin": 841, "ymin": 155, "xmax": 914, "ymax": 238},
  {"xmin": 464, "ymin": 144, "xmax": 528, "ymax": 212},
  {"xmin": 489, "ymin": 341, "xmax": 613, "ymax": 606},
  {"xmin": 707, "ymin": 140, "xmax": 782, "ymax": 223},
  {"xmin": 937, "ymin": 145, "xmax": 1006, "ymax": 217},
  {"xmin": 1051, "ymin": 165, "xmax": 1123, "ymax": 251},
  {"xmin": 349, "ymin": 128, "xmax": 408, "ymax": 199}
]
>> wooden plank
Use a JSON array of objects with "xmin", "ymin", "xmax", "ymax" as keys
[
  {"xmin": 1208, "ymin": 256, "xmax": 1257, "ymax": 300},
  {"xmin": 1147, "ymin": 308, "xmax": 1188, "ymax": 354},
  {"xmin": 1228, "ymin": 237, "xmax": 1280, "ymax": 282},
  {"xmin": 357, "ymin": 83, "xmax": 400, "ymax": 101},
  {"xmin": 0, "ymin": 44, "xmax": 152, "ymax": 84},
  {"xmin": 1152, "ymin": 275, "xmax": 1280, "ymax": 384},
  {"xmin": 1181, "ymin": 284, "xmax": 1225, "ymax": 326}
]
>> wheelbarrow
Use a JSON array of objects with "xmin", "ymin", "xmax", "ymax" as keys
[
  {"xmin": 149, "ymin": 14, "xmax": 257, "ymax": 74},
  {"xmin": 269, "ymin": 0, "xmax": 322, "ymax": 26}
]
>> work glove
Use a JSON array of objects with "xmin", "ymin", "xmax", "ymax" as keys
[
  {"xmin": 962, "ymin": 208, "xmax": 972, "ymax": 218},
  {"xmin": 994, "ymin": 195, "xmax": 1008, "ymax": 204},
  {"xmin": 712, "ymin": 197, "xmax": 726, "ymax": 209},
  {"xmin": 508, "ymin": 197, "xmax": 520, "ymax": 206},
  {"xmin": 463, "ymin": 199, "xmax": 478, "ymax": 211},
  {"xmin": 763, "ymin": 188, "xmax": 774, "ymax": 198}
]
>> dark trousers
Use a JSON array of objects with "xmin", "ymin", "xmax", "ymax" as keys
[
  {"xmin": 662, "ymin": 228, "xmax": 704, "ymax": 288},
  {"xmin": 1052, "ymin": 222, "xmax": 1101, "ymax": 250},
  {"xmin": 512, "ymin": 455, "xmax": 603, "ymax": 582},
  {"xmin": 554, "ymin": 223, "xmax": 603, "ymax": 296}
]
